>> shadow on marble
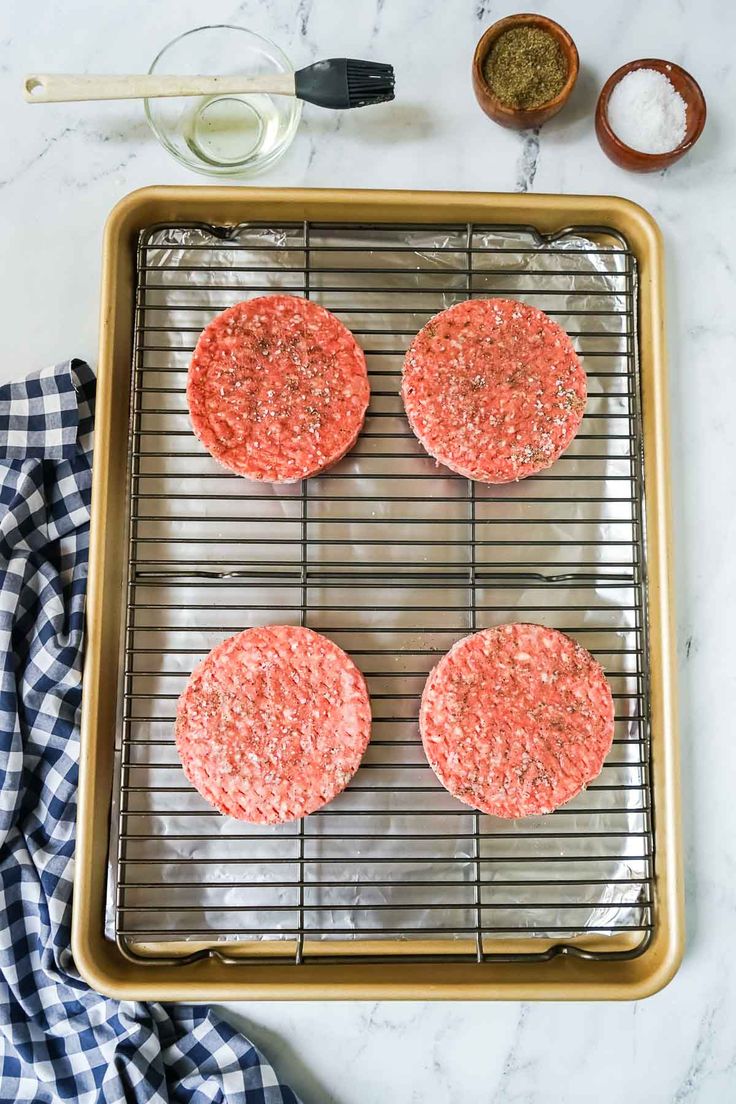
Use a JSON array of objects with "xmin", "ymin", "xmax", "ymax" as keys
[
  {"xmin": 79, "ymin": 111, "xmax": 160, "ymax": 148},
  {"xmin": 545, "ymin": 62, "xmax": 600, "ymax": 133},
  {"xmin": 664, "ymin": 238, "xmax": 697, "ymax": 960},
  {"xmin": 213, "ymin": 1005, "xmax": 339, "ymax": 1104},
  {"xmin": 304, "ymin": 101, "xmax": 436, "ymax": 142}
]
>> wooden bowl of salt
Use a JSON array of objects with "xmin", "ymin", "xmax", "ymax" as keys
[{"xmin": 596, "ymin": 59, "xmax": 706, "ymax": 172}]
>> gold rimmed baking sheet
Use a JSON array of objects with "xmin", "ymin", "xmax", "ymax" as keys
[{"xmin": 74, "ymin": 188, "xmax": 681, "ymax": 1000}]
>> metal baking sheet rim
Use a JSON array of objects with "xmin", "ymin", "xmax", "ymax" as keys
[{"xmin": 73, "ymin": 186, "xmax": 682, "ymax": 1001}]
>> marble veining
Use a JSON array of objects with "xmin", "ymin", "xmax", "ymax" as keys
[
  {"xmin": 1, "ymin": 0, "xmax": 735, "ymax": 1101},
  {"xmin": 515, "ymin": 127, "xmax": 541, "ymax": 192}
]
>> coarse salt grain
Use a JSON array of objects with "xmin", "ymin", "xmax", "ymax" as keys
[{"xmin": 607, "ymin": 67, "xmax": 687, "ymax": 154}]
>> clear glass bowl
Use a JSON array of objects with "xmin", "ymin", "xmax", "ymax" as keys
[{"xmin": 145, "ymin": 25, "xmax": 302, "ymax": 178}]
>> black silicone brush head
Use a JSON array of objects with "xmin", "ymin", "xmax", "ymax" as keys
[{"xmin": 294, "ymin": 58, "xmax": 395, "ymax": 109}]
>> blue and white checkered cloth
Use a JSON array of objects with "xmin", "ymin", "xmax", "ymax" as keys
[{"xmin": 0, "ymin": 361, "xmax": 301, "ymax": 1104}]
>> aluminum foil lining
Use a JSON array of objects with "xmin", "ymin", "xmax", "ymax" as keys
[{"xmin": 104, "ymin": 221, "xmax": 649, "ymax": 950}]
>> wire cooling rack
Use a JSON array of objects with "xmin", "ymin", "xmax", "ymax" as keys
[{"xmin": 113, "ymin": 219, "xmax": 653, "ymax": 966}]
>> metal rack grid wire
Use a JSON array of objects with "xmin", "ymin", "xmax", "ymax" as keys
[{"xmin": 113, "ymin": 218, "xmax": 654, "ymax": 967}]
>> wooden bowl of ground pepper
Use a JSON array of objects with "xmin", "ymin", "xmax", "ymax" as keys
[{"xmin": 472, "ymin": 13, "xmax": 579, "ymax": 130}]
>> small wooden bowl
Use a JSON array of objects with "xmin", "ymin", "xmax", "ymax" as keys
[
  {"xmin": 595, "ymin": 59, "xmax": 706, "ymax": 172},
  {"xmin": 472, "ymin": 13, "xmax": 579, "ymax": 130}
]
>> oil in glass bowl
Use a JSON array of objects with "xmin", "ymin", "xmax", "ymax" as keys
[
  {"xmin": 146, "ymin": 25, "xmax": 302, "ymax": 178},
  {"xmin": 182, "ymin": 92, "xmax": 285, "ymax": 168}
]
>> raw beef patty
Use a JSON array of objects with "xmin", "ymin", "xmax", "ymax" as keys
[
  {"xmin": 419, "ymin": 623, "xmax": 614, "ymax": 819},
  {"xmin": 187, "ymin": 295, "xmax": 370, "ymax": 482},
  {"xmin": 175, "ymin": 625, "xmax": 372, "ymax": 823},
  {"xmin": 402, "ymin": 298, "xmax": 586, "ymax": 482}
]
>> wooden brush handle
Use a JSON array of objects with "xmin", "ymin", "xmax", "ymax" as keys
[{"xmin": 24, "ymin": 72, "xmax": 296, "ymax": 103}]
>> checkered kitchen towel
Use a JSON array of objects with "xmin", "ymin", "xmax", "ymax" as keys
[{"xmin": 0, "ymin": 361, "xmax": 300, "ymax": 1103}]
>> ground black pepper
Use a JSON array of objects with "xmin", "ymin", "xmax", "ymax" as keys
[{"xmin": 483, "ymin": 25, "xmax": 567, "ymax": 110}]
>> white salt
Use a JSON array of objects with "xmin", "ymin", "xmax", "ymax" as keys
[{"xmin": 607, "ymin": 67, "xmax": 687, "ymax": 154}]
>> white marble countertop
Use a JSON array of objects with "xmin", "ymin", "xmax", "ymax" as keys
[{"xmin": 2, "ymin": 1, "xmax": 734, "ymax": 1101}]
